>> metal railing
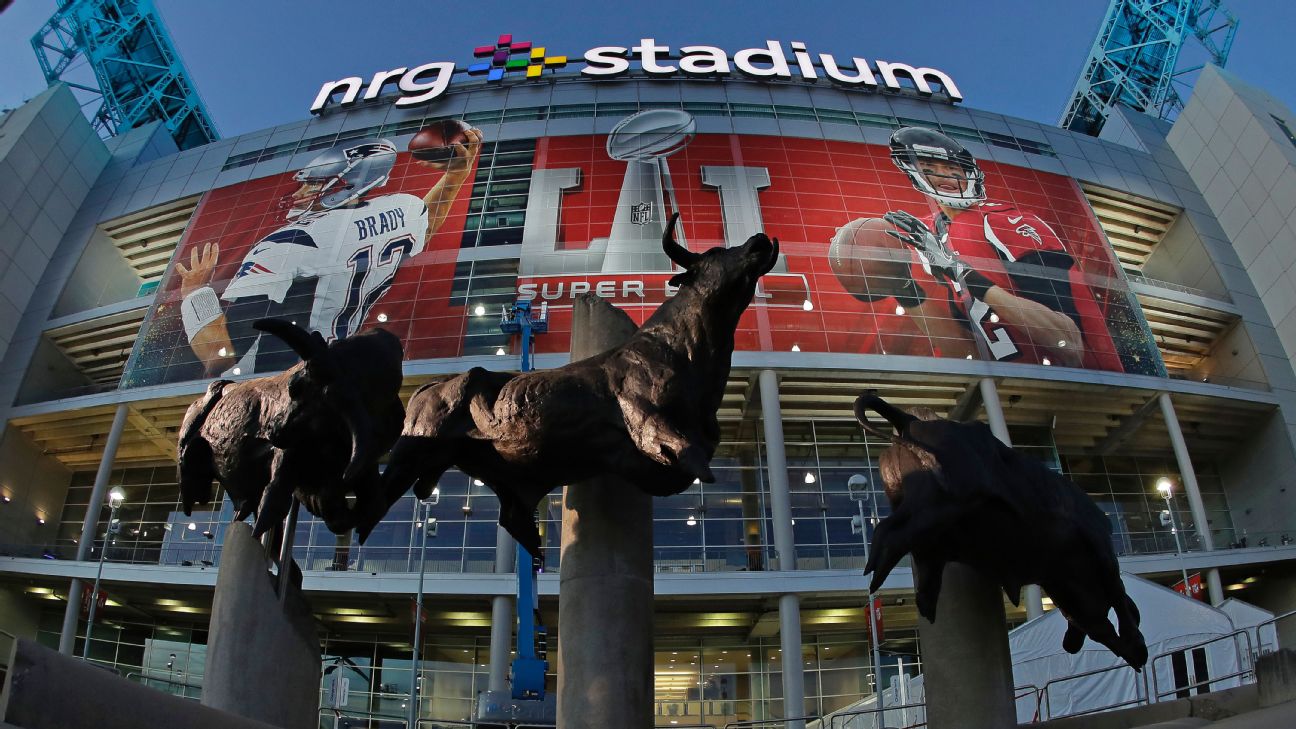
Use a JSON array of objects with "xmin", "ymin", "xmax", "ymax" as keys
[
  {"xmin": 1125, "ymin": 272, "xmax": 1233, "ymax": 305},
  {"xmin": 1039, "ymin": 663, "xmax": 1148, "ymax": 721},
  {"xmin": 1150, "ymin": 629, "xmax": 1254, "ymax": 701},
  {"xmin": 125, "ymin": 670, "xmax": 202, "ymax": 699},
  {"xmin": 819, "ymin": 700, "xmax": 927, "ymax": 729},
  {"xmin": 1013, "ymin": 684, "xmax": 1041, "ymax": 724},
  {"xmin": 1253, "ymin": 608, "xmax": 1296, "ymax": 656},
  {"xmin": 725, "ymin": 716, "xmax": 821, "ymax": 729},
  {"xmin": 0, "ymin": 629, "xmax": 16, "ymax": 674},
  {"xmin": 319, "ymin": 706, "xmax": 409, "ymax": 728},
  {"xmin": 7, "ymin": 531, "xmax": 1254, "ymax": 575}
]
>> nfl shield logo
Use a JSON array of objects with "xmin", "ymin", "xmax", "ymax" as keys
[{"xmin": 630, "ymin": 201, "xmax": 653, "ymax": 225}]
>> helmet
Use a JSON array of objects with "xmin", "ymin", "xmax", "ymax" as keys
[
  {"xmin": 284, "ymin": 138, "xmax": 397, "ymax": 219},
  {"xmin": 889, "ymin": 127, "xmax": 985, "ymax": 209}
]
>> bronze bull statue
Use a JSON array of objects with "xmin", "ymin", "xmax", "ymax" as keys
[
  {"xmin": 177, "ymin": 319, "xmax": 405, "ymax": 538},
  {"xmin": 363, "ymin": 214, "xmax": 780, "ymax": 554},
  {"xmin": 856, "ymin": 392, "xmax": 1148, "ymax": 669}
]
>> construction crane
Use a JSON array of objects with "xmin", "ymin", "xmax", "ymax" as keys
[
  {"xmin": 1059, "ymin": 0, "xmax": 1239, "ymax": 136},
  {"xmin": 30, "ymin": 0, "xmax": 218, "ymax": 150}
]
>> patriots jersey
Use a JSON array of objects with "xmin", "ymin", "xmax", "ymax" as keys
[
  {"xmin": 220, "ymin": 193, "xmax": 427, "ymax": 374},
  {"xmin": 917, "ymin": 201, "xmax": 1122, "ymax": 370}
]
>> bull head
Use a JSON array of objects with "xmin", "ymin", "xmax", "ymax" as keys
[
  {"xmin": 661, "ymin": 213, "xmax": 780, "ymax": 291},
  {"xmin": 253, "ymin": 318, "xmax": 372, "ymax": 482}
]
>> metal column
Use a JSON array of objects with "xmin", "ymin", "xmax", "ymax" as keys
[
  {"xmin": 779, "ymin": 593, "xmax": 807, "ymax": 729},
  {"xmin": 488, "ymin": 526, "xmax": 517, "ymax": 692},
  {"xmin": 1159, "ymin": 393, "xmax": 1224, "ymax": 604},
  {"xmin": 759, "ymin": 370, "xmax": 796, "ymax": 568},
  {"xmin": 978, "ymin": 378, "xmax": 1012, "ymax": 446},
  {"xmin": 758, "ymin": 370, "xmax": 805, "ymax": 728},
  {"xmin": 978, "ymin": 379, "xmax": 1044, "ymax": 618},
  {"xmin": 59, "ymin": 403, "xmax": 128, "ymax": 655}
]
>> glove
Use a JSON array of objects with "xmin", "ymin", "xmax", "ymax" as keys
[{"xmin": 883, "ymin": 211, "xmax": 968, "ymax": 285}]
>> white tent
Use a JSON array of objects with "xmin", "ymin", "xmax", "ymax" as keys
[
  {"xmin": 1010, "ymin": 574, "xmax": 1245, "ymax": 722},
  {"xmin": 817, "ymin": 576, "xmax": 1272, "ymax": 728},
  {"xmin": 1217, "ymin": 597, "xmax": 1279, "ymax": 656}
]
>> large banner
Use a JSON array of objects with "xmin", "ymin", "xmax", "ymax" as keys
[{"xmin": 121, "ymin": 112, "xmax": 1163, "ymax": 388}]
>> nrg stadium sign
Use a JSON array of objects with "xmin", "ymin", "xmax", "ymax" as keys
[{"xmin": 310, "ymin": 35, "xmax": 963, "ymax": 112}]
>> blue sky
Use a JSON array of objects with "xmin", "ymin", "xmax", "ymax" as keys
[{"xmin": 2, "ymin": 0, "xmax": 1294, "ymax": 138}]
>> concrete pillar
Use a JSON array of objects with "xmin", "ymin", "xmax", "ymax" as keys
[
  {"xmin": 59, "ymin": 403, "xmax": 128, "ymax": 655},
  {"xmin": 779, "ymin": 594, "xmax": 807, "ymax": 729},
  {"xmin": 916, "ymin": 561, "xmax": 1018, "ymax": 729},
  {"xmin": 203, "ymin": 522, "xmax": 320, "ymax": 729},
  {"xmin": 758, "ymin": 370, "xmax": 795, "ymax": 569},
  {"xmin": 1159, "ymin": 393, "xmax": 1225, "ymax": 605},
  {"xmin": 6, "ymin": 637, "xmax": 284, "ymax": 729},
  {"xmin": 557, "ymin": 295, "xmax": 652, "ymax": 729},
  {"xmin": 978, "ymin": 378, "xmax": 1011, "ymax": 446},
  {"xmin": 1024, "ymin": 584, "xmax": 1045, "ymax": 620},
  {"xmin": 489, "ymin": 526, "xmax": 517, "ymax": 692},
  {"xmin": 979, "ymin": 379, "xmax": 1045, "ymax": 619},
  {"xmin": 758, "ymin": 370, "xmax": 806, "ymax": 727}
]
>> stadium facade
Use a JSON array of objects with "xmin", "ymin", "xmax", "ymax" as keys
[{"xmin": 1, "ymin": 39, "xmax": 1296, "ymax": 724}]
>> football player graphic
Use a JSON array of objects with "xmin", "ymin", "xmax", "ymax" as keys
[
  {"xmin": 175, "ymin": 128, "xmax": 481, "ymax": 376},
  {"xmin": 880, "ymin": 126, "xmax": 1121, "ymax": 369}
]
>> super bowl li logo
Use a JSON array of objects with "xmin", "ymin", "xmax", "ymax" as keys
[{"xmin": 508, "ymin": 109, "xmax": 809, "ymax": 308}]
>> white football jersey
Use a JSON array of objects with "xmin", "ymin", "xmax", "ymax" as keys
[{"xmin": 220, "ymin": 192, "xmax": 427, "ymax": 372}]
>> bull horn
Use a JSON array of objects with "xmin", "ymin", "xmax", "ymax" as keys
[
  {"xmin": 336, "ymin": 391, "xmax": 375, "ymax": 484},
  {"xmin": 254, "ymin": 318, "xmax": 327, "ymax": 361},
  {"xmin": 662, "ymin": 213, "xmax": 700, "ymax": 268},
  {"xmin": 853, "ymin": 392, "xmax": 914, "ymax": 438}
]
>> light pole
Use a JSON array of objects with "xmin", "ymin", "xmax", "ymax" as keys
[
  {"xmin": 409, "ymin": 495, "xmax": 437, "ymax": 729},
  {"xmin": 83, "ymin": 486, "xmax": 125, "ymax": 660},
  {"xmin": 848, "ymin": 474, "xmax": 885, "ymax": 698},
  {"xmin": 1157, "ymin": 477, "xmax": 1192, "ymax": 595}
]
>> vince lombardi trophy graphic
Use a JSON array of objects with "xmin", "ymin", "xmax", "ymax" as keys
[{"xmin": 602, "ymin": 109, "xmax": 696, "ymax": 272}]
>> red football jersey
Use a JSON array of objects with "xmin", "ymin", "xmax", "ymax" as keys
[{"xmin": 913, "ymin": 201, "xmax": 1123, "ymax": 370}]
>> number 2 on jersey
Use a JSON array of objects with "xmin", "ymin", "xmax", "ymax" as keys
[
  {"xmin": 968, "ymin": 298, "xmax": 1019, "ymax": 361},
  {"xmin": 334, "ymin": 234, "xmax": 415, "ymax": 340}
]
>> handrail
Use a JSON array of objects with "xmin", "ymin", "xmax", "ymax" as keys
[
  {"xmin": 1150, "ymin": 628, "xmax": 1254, "ymax": 702},
  {"xmin": 1013, "ymin": 684, "xmax": 1041, "ymax": 723},
  {"xmin": 1125, "ymin": 272, "xmax": 1234, "ymax": 304},
  {"xmin": 414, "ymin": 718, "xmax": 473, "ymax": 728},
  {"xmin": 319, "ymin": 706, "xmax": 410, "ymax": 727},
  {"xmin": 125, "ymin": 670, "xmax": 203, "ymax": 693},
  {"xmin": 0, "ymin": 629, "xmax": 16, "ymax": 672},
  {"xmin": 1039, "ymin": 662, "xmax": 1147, "ymax": 721},
  {"xmin": 1252, "ymin": 608, "xmax": 1296, "ymax": 654},
  {"xmin": 821, "ymin": 700, "xmax": 928, "ymax": 729},
  {"xmin": 725, "ymin": 716, "xmax": 821, "ymax": 729}
]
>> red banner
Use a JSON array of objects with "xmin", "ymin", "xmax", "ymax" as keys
[
  {"xmin": 1173, "ymin": 572, "xmax": 1206, "ymax": 601},
  {"xmin": 122, "ymin": 115, "xmax": 1164, "ymax": 388},
  {"xmin": 80, "ymin": 586, "xmax": 108, "ymax": 617}
]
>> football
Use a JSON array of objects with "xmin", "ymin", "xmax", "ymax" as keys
[
  {"xmin": 606, "ymin": 109, "xmax": 696, "ymax": 161},
  {"xmin": 828, "ymin": 217, "xmax": 918, "ymax": 303},
  {"xmin": 408, "ymin": 119, "xmax": 472, "ymax": 163}
]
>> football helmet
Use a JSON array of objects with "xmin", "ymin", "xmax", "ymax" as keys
[
  {"xmin": 283, "ymin": 138, "xmax": 398, "ymax": 219},
  {"xmin": 890, "ymin": 127, "xmax": 985, "ymax": 209}
]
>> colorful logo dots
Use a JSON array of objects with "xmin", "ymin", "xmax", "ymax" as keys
[{"xmin": 468, "ymin": 34, "xmax": 567, "ymax": 81}]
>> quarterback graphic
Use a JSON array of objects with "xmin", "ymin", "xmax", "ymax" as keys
[
  {"xmin": 175, "ymin": 126, "xmax": 481, "ymax": 376},
  {"xmin": 834, "ymin": 127, "xmax": 1121, "ymax": 368}
]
